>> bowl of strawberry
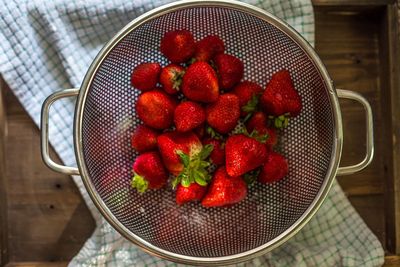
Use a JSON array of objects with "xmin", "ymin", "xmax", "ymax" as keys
[{"xmin": 40, "ymin": 1, "xmax": 374, "ymax": 265}]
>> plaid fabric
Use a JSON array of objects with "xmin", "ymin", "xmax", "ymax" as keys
[{"xmin": 0, "ymin": 0, "xmax": 384, "ymax": 266}]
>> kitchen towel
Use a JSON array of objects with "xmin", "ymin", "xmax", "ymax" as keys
[{"xmin": 0, "ymin": 0, "xmax": 385, "ymax": 266}]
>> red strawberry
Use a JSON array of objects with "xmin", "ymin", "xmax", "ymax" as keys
[
  {"xmin": 246, "ymin": 112, "xmax": 278, "ymax": 148},
  {"xmin": 182, "ymin": 62, "xmax": 219, "ymax": 103},
  {"xmin": 160, "ymin": 30, "xmax": 195, "ymax": 63},
  {"xmin": 201, "ymin": 166, "xmax": 247, "ymax": 207},
  {"xmin": 225, "ymin": 134, "xmax": 268, "ymax": 176},
  {"xmin": 258, "ymin": 151, "xmax": 288, "ymax": 183},
  {"xmin": 203, "ymin": 138, "xmax": 225, "ymax": 165},
  {"xmin": 131, "ymin": 63, "xmax": 161, "ymax": 91},
  {"xmin": 214, "ymin": 54, "xmax": 244, "ymax": 90},
  {"xmin": 135, "ymin": 90, "xmax": 177, "ymax": 129},
  {"xmin": 131, "ymin": 151, "xmax": 168, "ymax": 192},
  {"xmin": 233, "ymin": 81, "xmax": 263, "ymax": 116},
  {"xmin": 131, "ymin": 125, "xmax": 159, "ymax": 153},
  {"xmin": 206, "ymin": 93, "xmax": 240, "ymax": 134},
  {"xmin": 159, "ymin": 64, "xmax": 185, "ymax": 95},
  {"xmin": 174, "ymin": 101, "xmax": 206, "ymax": 132},
  {"xmin": 176, "ymin": 183, "xmax": 207, "ymax": 205},
  {"xmin": 194, "ymin": 35, "xmax": 225, "ymax": 62},
  {"xmin": 260, "ymin": 69, "xmax": 302, "ymax": 117},
  {"xmin": 157, "ymin": 131, "xmax": 202, "ymax": 175}
]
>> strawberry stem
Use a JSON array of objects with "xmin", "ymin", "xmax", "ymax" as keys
[
  {"xmin": 269, "ymin": 113, "xmax": 290, "ymax": 129},
  {"xmin": 131, "ymin": 173, "xmax": 149, "ymax": 193},
  {"xmin": 243, "ymin": 169, "xmax": 260, "ymax": 186},
  {"xmin": 242, "ymin": 95, "xmax": 260, "ymax": 121},
  {"xmin": 173, "ymin": 145, "xmax": 214, "ymax": 188},
  {"xmin": 206, "ymin": 126, "xmax": 223, "ymax": 140},
  {"xmin": 172, "ymin": 69, "xmax": 185, "ymax": 91}
]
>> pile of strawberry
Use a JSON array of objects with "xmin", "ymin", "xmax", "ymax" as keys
[{"xmin": 129, "ymin": 29, "xmax": 302, "ymax": 207}]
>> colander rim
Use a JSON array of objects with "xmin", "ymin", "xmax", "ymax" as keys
[{"xmin": 73, "ymin": 0, "xmax": 343, "ymax": 265}]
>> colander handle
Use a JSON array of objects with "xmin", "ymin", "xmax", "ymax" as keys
[
  {"xmin": 41, "ymin": 88, "xmax": 80, "ymax": 175},
  {"xmin": 336, "ymin": 89, "xmax": 374, "ymax": 176}
]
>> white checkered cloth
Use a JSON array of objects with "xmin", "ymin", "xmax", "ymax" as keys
[{"xmin": 0, "ymin": 0, "xmax": 385, "ymax": 266}]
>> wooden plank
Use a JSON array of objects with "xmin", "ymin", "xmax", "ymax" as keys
[
  {"xmin": 384, "ymin": 255, "xmax": 400, "ymax": 266},
  {"xmin": 313, "ymin": 0, "xmax": 395, "ymax": 6},
  {"xmin": 5, "ymin": 262, "xmax": 67, "ymax": 267},
  {"xmin": 2, "ymin": 84, "xmax": 95, "ymax": 262},
  {"xmin": 348, "ymin": 194, "xmax": 386, "ymax": 246},
  {"xmin": 0, "ymin": 79, "xmax": 9, "ymax": 266},
  {"xmin": 315, "ymin": 8, "xmax": 383, "ymax": 196},
  {"xmin": 378, "ymin": 3, "xmax": 400, "ymax": 255}
]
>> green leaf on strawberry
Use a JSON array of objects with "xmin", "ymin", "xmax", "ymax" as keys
[
  {"xmin": 243, "ymin": 169, "xmax": 261, "ymax": 186},
  {"xmin": 242, "ymin": 94, "xmax": 260, "ymax": 122},
  {"xmin": 206, "ymin": 126, "xmax": 223, "ymax": 140},
  {"xmin": 249, "ymin": 130, "xmax": 269, "ymax": 144},
  {"xmin": 269, "ymin": 113, "xmax": 290, "ymax": 129},
  {"xmin": 131, "ymin": 173, "xmax": 149, "ymax": 193},
  {"xmin": 172, "ymin": 145, "xmax": 214, "ymax": 188}
]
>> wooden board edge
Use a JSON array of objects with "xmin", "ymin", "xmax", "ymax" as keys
[
  {"xmin": 0, "ymin": 77, "xmax": 9, "ymax": 266},
  {"xmin": 312, "ymin": 0, "xmax": 395, "ymax": 6},
  {"xmin": 379, "ymin": 3, "xmax": 400, "ymax": 254},
  {"xmin": 5, "ymin": 262, "xmax": 68, "ymax": 267},
  {"xmin": 384, "ymin": 255, "xmax": 400, "ymax": 266}
]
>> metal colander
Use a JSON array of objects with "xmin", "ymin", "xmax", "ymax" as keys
[{"xmin": 40, "ymin": 0, "xmax": 374, "ymax": 265}]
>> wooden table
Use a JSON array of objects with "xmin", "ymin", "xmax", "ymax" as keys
[{"xmin": 1, "ymin": 0, "xmax": 400, "ymax": 266}]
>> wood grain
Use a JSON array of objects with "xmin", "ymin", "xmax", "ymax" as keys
[
  {"xmin": 2, "ymin": 82, "xmax": 95, "ymax": 262},
  {"xmin": 384, "ymin": 255, "xmax": 400, "ymax": 266},
  {"xmin": 315, "ymin": 8, "xmax": 383, "ymax": 196},
  {"xmin": 378, "ymin": 3, "xmax": 400, "ymax": 254},
  {"xmin": 5, "ymin": 262, "xmax": 68, "ymax": 267},
  {"xmin": 0, "ymin": 79, "xmax": 9, "ymax": 266},
  {"xmin": 313, "ymin": 0, "xmax": 395, "ymax": 6}
]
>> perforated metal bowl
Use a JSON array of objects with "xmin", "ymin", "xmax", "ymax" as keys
[{"xmin": 40, "ymin": 0, "xmax": 374, "ymax": 265}]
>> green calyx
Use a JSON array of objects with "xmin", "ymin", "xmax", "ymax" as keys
[
  {"xmin": 171, "ymin": 69, "xmax": 185, "ymax": 91},
  {"xmin": 131, "ymin": 173, "xmax": 149, "ymax": 193},
  {"xmin": 206, "ymin": 126, "xmax": 223, "ymax": 140},
  {"xmin": 243, "ymin": 169, "xmax": 261, "ymax": 186},
  {"xmin": 242, "ymin": 95, "xmax": 260, "ymax": 122},
  {"xmin": 172, "ymin": 144, "xmax": 214, "ymax": 189},
  {"xmin": 249, "ymin": 130, "xmax": 269, "ymax": 144},
  {"xmin": 238, "ymin": 127, "xmax": 269, "ymax": 144},
  {"xmin": 269, "ymin": 113, "xmax": 290, "ymax": 129}
]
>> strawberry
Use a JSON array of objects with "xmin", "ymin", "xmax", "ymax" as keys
[
  {"xmin": 160, "ymin": 29, "xmax": 195, "ymax": 63},
  {"xmin": 260, "ymin": 69, "xmax": 302, "ymax": 118},
  {"xmin": 225, "ymin": 134, "xmax": 268, "ymax": 176},
  {"xmin": 203, "ymin": 138, "xmax": 225, "ymax": 165},
  {"xmin": 159, "ymin": 64, "xmax": 185, "ymax": 95},
  {"xmin": 131, "ymin": 151, "xmax": 168, "ymax": 193},
  {"xmin": 206, "ymin": 93, "xmax": 240, "ymax": 134},
  {"xmin": 193, "ymin": 35, "xmax": 225, "ymax": 62},
  {"xmin": 135, "ymin": 90, "xmax": 177, "ymax": 129},
  {"xmin": 157, "ymin": 131, "xmax": 202, "ymax": 175},
  {"xmin": 176, "ymin": 183, "xmax": 207, "ymax": 205},
  {"xmin": 130, "ymin": 125, "xmax": 159, "ymax": 153},
  {"xmin": 214, "ymin": 54, "xmax": 244, "ymax": 90},
  {"xmin": 258, "ymin": 151, "xmax": 288, "ymax": 183},
  {"xmin": 131, "ymin": 62, "xmax": 161, "ymax": 91},
  {"xmin": 182, "ymin": 62, "xmax": 219, "ymax": 103},
  {"xmin": 201, "ymin": 166, "xmax": 247, "ymax": 207},
  {"xmin": 233, "ymin": 81, "xmax": 263, "ymax": 117},
  {"xmin": 174, "ymin": 101, "xmax": 206, "ymax": 132},
  {"xmin": 246, "ymin": 112, "xmax": 278, "ymax": 148}
]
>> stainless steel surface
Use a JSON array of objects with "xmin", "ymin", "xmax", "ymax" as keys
[
  {"xmin": 40, "ymin": 88, "xmax": 80, "ymax": 175},
  {"xmin": 39, "ymin": 0, "xmax": 373, "ymax": 265},
  {"xmin": 336, "ymin": 89, "xmax": 374, "ymax": 176}
]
